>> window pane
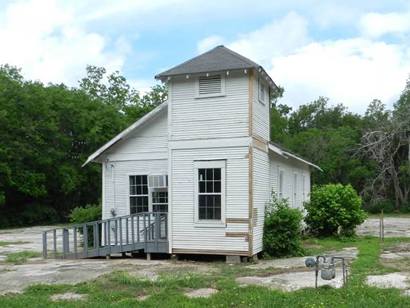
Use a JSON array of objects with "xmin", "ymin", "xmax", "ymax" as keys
[
  {"xmin": 206, "ymin": 169, "xmax": 213, "ymax": 181},
  {"xmin": 198, "ymin": 169, "xmax": 205, "ymax": 182},
  {"xmin": 214, "ymin": 168, "xmax": 221, "ymax": 180},
  {"xmin": 214, "ymin": 181, "xmax": 221, "ymax": 193},
  {"xmin": 206, "ymin": 181, "xmax": 213, "ymax": 193}
]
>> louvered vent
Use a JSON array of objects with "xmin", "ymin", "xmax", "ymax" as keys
[{"xmin": 198, "ymin": 75, "xmax": 222, "ymax": 95}]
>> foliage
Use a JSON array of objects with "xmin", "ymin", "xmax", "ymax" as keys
[
  {"xmin": 363, "ymin": 199, "xmax": 395, "ymax": 214},
  {"xmin": 5, "ymin": 251, "xmax": 41, "ymax": 264},
  {"xmin": 69, "ymin": 204, "xmax": 102, "ymax": 224},
  {"xmin": 263, "ymin": 193, "xmax": 304, "ymax": 257},
  {"xmin": 0, "ymin": 65, "xmax": 166, "ymax": 228},
  {"xmin": 304, "ymin": 184, "xmax": 367, "ymax": 236}
]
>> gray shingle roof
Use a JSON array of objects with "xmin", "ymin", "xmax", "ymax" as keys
[{"xmin": 155, "ymin": 46, "xmax": 275, "ymax": 87}]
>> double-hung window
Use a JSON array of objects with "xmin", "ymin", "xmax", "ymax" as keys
[
  {"xmin": 129, "ymin": 175, "xmax": 149, "ymax": 213},
  {"xmin": 278, "ymin": 169, "xmax": 284, "ymax": 199},
  {"xmin": 195, "ymin": 161, "xmax": 225, "ymax": 223}
]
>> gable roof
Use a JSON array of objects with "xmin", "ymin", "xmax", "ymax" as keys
[
  {"xmin": 82, "ymin": 101, "xmax": 168, "ymax": 167},
  {"xmin": 155, "ymin": 45, "xmax": 277, "ymax": 89},
  {"xmin": 268, "ymin": 142, "xmax": 322, "ymax": 171}
]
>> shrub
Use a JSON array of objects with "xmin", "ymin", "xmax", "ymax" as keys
[
  {"xmin": 363, "ymin": 199, "xmax": 395, "ymax": 214},
  {"xmin": 69, "ymin": 204, "xmax": 102, "ymax": 246},
  {"xmin": 69, "ymin": 204, "xmax": 101, "ymax": 224},
  {"xmin": 304, "ymin": 184, "xmax": 366, "ymax": 236},
  {"xmin": 263, "ymin": 193, "xmax": 304, "ymax": 257}
]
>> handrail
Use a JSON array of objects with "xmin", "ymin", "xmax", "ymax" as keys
[{"xmin": 42, "ymin": 211, "xmax": 168, "ymax": 259}]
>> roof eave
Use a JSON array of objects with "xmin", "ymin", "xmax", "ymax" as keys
[
  {"xmin": 82, "ymin": 101, "xmax": 168, "ymax": 167},
  {"xmin": 268, "ymin": 143, "xmax": 322, "ymax": 172}
]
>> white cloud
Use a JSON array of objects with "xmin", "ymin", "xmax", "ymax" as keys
[
  {"xmin": 360, "ymin": 12, "xmax": 410, "ymax": 38},
  {"xmin": 0, "ymin": 0, "xmax": 129, "ymax": 85},
  {"xmin": 197, "ymin": 35, "xmax": 225, "ymax": 54},
  {"xmin": 270, "ymin": 38, "xmax": 410, "ymax": 113}
]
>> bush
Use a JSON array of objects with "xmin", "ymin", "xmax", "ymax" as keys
[
  {"xmin": 69, "ymin": 204, "xmax": 102, "ymax": 247},
  {"xmin": 304, "ymin": 184, "xmax": 366, "ymax": 236},
  {"xmin": 69, "ymin": 204, "xmax": 101, "ymax": 224},
  {"xmin": 363, "ymin": 199, "xmax": 395, "ymax": 214},
  {"xmin": 263, "ymin": 193, "xmax": 304, "ymax": 257}
]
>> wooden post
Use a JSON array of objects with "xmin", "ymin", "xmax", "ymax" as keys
[
  {"xmin": 42, "ymin": 232, "xmax": 47, "ymax": 259},
  {"xmin": 62, "ymin": 228, "xmax": 69, "ymax": 258},
  {"xmin": 381, "ymin": 209, "xmax": 384, "ymax": 242}
]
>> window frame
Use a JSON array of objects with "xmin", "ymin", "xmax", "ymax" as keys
[
  {"xmin": 129, "ymin": 175, "xmax": 149, "ymax": 214},
  {"xmin": 258, "ymin": 77, "xmax": 267, "ymax": 104},
  {"xmin": 195, "ymin": 74, "xmax": 226, "ymax": 99},
  {"xmin": 193, "ymin": 160, "xmax": 226, "ymax": 227},
  {"xmin": 278, "ymin": 168, "xmax": 284, "ymax": 199}
]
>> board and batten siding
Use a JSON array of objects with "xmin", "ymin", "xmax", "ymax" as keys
[
  {"xmin": 170, "ymin": 71, "xmax": 249, "ymax": 141},
  {"xmin": 170, "ymin": 146, "xmax": 249, "ymax": 254},
  {"xmin": 101, "ymin": 111, "xmax": 168, "ymax": 220}
]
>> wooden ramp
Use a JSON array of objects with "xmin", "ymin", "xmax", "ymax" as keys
[{"xmin": 42, "ymin": 212, "xmax": 168, "ymax": 259}]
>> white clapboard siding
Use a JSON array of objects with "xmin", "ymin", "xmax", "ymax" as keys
[
  {"xmin": 252, "ymin": 148, "xmax": 270, "ymax": 254},
  {"xmin": 102, "ymin": 160, "xmax": 168, "ymax": 220},
  {"xmin": 252, "ymin": 77, "xmax": 270, "ymax": 141},
  {"xmin": 102, "ymin": 112, "xmax": 168, "ymax": 220},
  {"xmin": 269, "ymin": 152, "xmax": 311, "ymax": 210},
  {"xmin": 170, "ymin": 71, "xmax": 249, "ymax": 141},
  {"xmin": 171, "ymin": 146, "xmax": 249, "ymax": 252}
]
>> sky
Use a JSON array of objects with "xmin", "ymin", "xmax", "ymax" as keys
[{"xmin": 0, "ymin": 0, "xmax": 410, "ymax": 113}]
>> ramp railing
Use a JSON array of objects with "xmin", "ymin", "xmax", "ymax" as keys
[{"xmin": 42, "ymin": 212, "xmax": 168, "ymax": 259}]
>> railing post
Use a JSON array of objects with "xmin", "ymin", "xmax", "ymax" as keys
[
  {"xmin": 93, "ymin": 223, "xmax": 98, "ymax": 249},
  {"xmin": 53, "ymin": 229, "xmax": 57, "ymax": 256},
  {"xmin": 125, "ymin": 217, "xmax": 129, "ymax": 245},
  {"xmin": 62, "ymin": 228, "xmax": 69, "ymax": 258},
  {"xmin": 42, "ymin": 231, "xmax": 47, "ymax": 258},
  {"xmin": 96, "ymin": 222, "xmax": 100, "ymax": 256},
  {"xmin": 131, "ymin": 216, "xmax": 135, "ymax": 244},
  {"xmin": 155, "ymin": 213, "xmax": 160, "ymax": 250},
  {"xmin": 114, "ymin": 219, "xmax": 118, "ymax": 246},
  {"xmin": 137, "ymin": 215, "xmax": 140, "ymax": 242},
  {"xmin": 119, "ymin": 217, "xmax": 123, "ymax": 251},
  {"xmin": 73, "ymin": 227, "xmax": 78, "ymax": 258},
  {"xmin": 165, "ymin": 213, "xmax": 168, "ymax": 239},
  {"xmin": 83, "ymin": 225, "xmax": 88, "ymax": 258}
]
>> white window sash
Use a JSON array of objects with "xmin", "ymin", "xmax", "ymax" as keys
[{"xmin": 193, "ymin": 160, "xmax": 226, "ymax": 226}]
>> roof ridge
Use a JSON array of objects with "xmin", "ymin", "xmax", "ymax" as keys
[{"xmin": 155, "ymin": 45, "xmax": 223, "ymax": 78}]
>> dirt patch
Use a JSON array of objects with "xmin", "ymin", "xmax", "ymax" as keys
[
  {"xmin": 50, "ymin": 292, "xmax": 88, "ymax": 301},
  {"xmin": 184, "ymin": 288, "xmax": 218, "ymax": 298}
]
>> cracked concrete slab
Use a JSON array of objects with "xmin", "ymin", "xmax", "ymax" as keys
[
  {"xmin": 185, "ymin": 288, "xmax": 218, "ymax": 298},
  {"xmin": 366, "ymin": 273, "xmax": 410, "ymax": 290},
  {"xmin": 247, "ymin": 247, "xmax": 358, "ymax": 270},
  {"xmin": 50, "ymin": 292, "xmax": 88, "ymax": 301},
  {"xmin": 357, "ymin": 218, "xmax": 410, "ymax": 237},
  {"xmin": 237, "ymin": 268, "xmax": 346, "ymax": 291}
]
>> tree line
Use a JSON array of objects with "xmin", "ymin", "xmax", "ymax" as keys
[{"xmin": 0, "ymin": 65, "xmax": 408, "ymax": 227}]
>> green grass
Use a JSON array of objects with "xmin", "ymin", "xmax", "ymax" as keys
[
  {"xmin": 5, "ymin": 251, "xmax": 41, "ymax": 265},
  {"xmin": 1, "ymin": 237, "xmax": 410, "ymax": 307},
  {"xmin": 0, "ymin": 241, "xmax": 29, "ymax": 247}
]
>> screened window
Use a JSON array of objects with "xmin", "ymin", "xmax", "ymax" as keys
[
  {"xmin": 129, "ymin": 175, "xmax": 148, "ymax": 213},
  {"xmin": 152, "ymin": 191, "xmax": 168, "ymax": 212},
  {"xmin": 198, "ymin": 168, "xmax": 222, "ymax": 220},
  {"xmin": 278, "ymin": 170, "xmax": 284, "ymax": 198},
  {"xmin": 258, "ymin": 78, "xmax": 266, "ymax": 103},
  {"xmin": 197, "ymin": 74, "xmax": 223, "ymax": 97}
]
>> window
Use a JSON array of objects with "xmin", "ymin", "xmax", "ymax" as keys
[
  {"xmin": 278, "ymin": 169, "xmax": 284, "ymax": 199},
  {"xmin": 197, "ymin": 74, "xmax": 224, "ymax": 97},
  {"xmin": 152, "ymin": 190, "xmax": 168, "ymax": 212},
  {"xmin": 293, "ymin": 173, "xmax": 298, "ymax": 207},
  {"xmin": 148, "ymin": 175, "xmax": 168, "ymax": 188},
  {"xmin": 258, "ymin": 78, "xmax": 266, "ymax": 103},
  {"xmin": 129, "ymin": 175, "xmax": 148, "ymax": 213},
  {"xmin": 302, "ymin": 175, "xmax": 306, "ymax": 201},
  {"xmin": 195, "ymin": 161, "xmax": 225, "ymax": 222}
]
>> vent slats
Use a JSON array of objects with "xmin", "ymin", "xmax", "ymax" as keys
[{"xmin": 198, "ymin": 75, "xmax": 222, "ymax": 95}]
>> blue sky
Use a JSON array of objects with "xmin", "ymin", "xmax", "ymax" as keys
[{"xmin": 1, "ymin": 0, "xmax": 410, "ymax": 113}]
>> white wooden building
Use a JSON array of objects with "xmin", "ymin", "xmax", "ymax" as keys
[{"xmin": 83, "ymin": 46, "xmax": 321, "ymax": 259}]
